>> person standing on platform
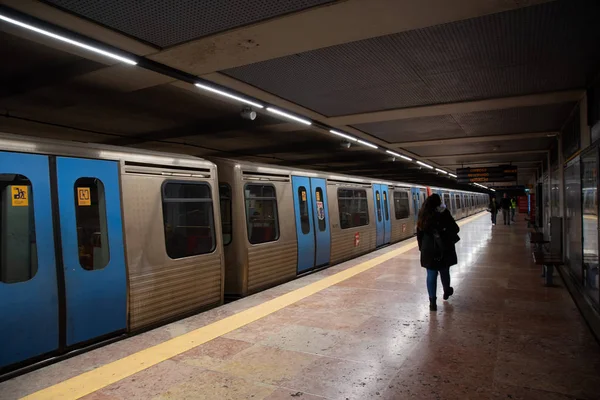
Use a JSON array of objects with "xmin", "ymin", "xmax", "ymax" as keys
[
  {"xmin": 489, "ymin": 197, "xmax": 498, "ymax": 225},
  {"xmin": 500, "ymin": 193, "xmax": 511, "ymax": 225},
  {"xmin": 417, "ymin": 194, "xmax": 460, "ymax": 311},
  {"xmin": 510, "ymin": 197, "xmax": 517, "ymax": 222}
]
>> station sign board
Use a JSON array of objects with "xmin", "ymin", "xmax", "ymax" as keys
[{"xmin": 456, "ymin": 165, "xmax": 517, "ymax": 184}]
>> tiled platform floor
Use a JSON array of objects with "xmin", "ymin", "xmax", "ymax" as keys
[{"xmin": 3, "ymin": 214, "xmax": 600, "ymax": 399}]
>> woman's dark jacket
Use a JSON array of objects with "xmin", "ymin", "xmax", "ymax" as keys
[
  {"xmin": 489, "ymin": 200, "xmax": 498, "ymax": 214},
  {"xmin": 417, "ymin": 208, "xmax": 460, "ymax": 270}
]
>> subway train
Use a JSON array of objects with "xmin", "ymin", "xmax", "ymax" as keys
[{"xmin": 0, "ymin": 133, "xmax": 488, "ymax": 374}]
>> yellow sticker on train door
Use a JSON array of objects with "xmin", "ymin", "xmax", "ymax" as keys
[
  {"xmin": 11, "ymin": 185, "xmax": 28, "ymax": 206},
  {"xmin": 301, "ymin": 190, "xmax": 306, "ymax": 201},
  {"xmin": 78, "ymin": 187, "xmax": 91, "ymax": 206},
  {"xmin": 315, "ymin": 191, "xmax": 321, "ymax": 201}
]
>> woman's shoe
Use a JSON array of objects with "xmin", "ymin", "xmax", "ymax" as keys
[
  {"xmin": 443, "ymin": 287, "xmax": 454, "ymax": 301},
  {"xmin": 429, "ymin": 297, "xmax": 437, "ymax": 311}
]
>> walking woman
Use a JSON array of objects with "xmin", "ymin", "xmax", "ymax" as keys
[{"xmin": 417, "ymin": 194, "xmax": 460, "ymax": 311}]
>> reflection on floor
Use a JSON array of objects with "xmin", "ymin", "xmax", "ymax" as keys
[{"xmin": 2, "ymin": 214, "xmax": 600, "ymax": 400}]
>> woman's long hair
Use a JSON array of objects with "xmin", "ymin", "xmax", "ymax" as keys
[{"xmin": 417, "ymin": 193, "xmax": 442, "ymax": 230}]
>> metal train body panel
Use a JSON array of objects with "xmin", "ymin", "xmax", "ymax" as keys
[
  {"xmin": 212, "ymin": 158, "xmax": 488, "ymax": 297},
  {"xmin": 0, "ymin": 133, "xmax": 224, "ymax": 372}
]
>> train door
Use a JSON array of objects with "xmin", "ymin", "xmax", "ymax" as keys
[
  {"xmin": 381, "ymin": 186, "xmax": 391, "ymax": 244},
  {"xmin": 311, "ymin": 178, "xmax": 331, "ymax": 267},
  {"xmin": 291, "ymin": 176, "xmax": 331, "ymax": 274},
  {"xmin": 56, "ymin": 157, "xmax": 127, "ymax": 346},
  {"xmin": 0, "ymin": 152, "xmax": 59, "ymax": 369},
  {"xmin": 373, "ymin": 184, "xmax": 384, "ymax": 246}
]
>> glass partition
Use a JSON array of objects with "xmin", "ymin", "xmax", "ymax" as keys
[
  {"xmin": 581, "ymin": 148, "xmax": 599, "ymax": 308},
  {"xmin": 565, "ymin": 160, "xmax": 582, "ymax": 281}
]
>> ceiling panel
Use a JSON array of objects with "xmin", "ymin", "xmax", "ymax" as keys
[
  {"xmin": 454, "ymin": 102, "xmax": 576, "ymax": 135},
  {"xmin": 353, "ymin": 115, "xmax": 463, "ymax": 143},
  {"xmin": 43, "ymin": 0, "xmax": 333, "ymax": 48},
  {"xmin": 414, "ymin": 138, "xmax": 554, "ymax": 157},
  {"xmin": 224, "ymin": 0, "xmax": 600, "ymax": 116},
  {"xmin": 434, "ymin": 152, "xmax": 545, "ymax": 167}
]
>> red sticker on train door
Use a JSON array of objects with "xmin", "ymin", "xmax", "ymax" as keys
[{"xmin": 354, "ymin": 232, "xmax": 360, "ymax": 247}]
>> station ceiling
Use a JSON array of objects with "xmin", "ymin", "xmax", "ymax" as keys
[{"xmin": 0, "ymin": 0, "xmax": 599, "ymax": 190}]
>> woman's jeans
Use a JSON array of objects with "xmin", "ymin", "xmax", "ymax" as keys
[
  {"xmin": 491, "ymin": 212, "xmax": 497, "ymax": 224},
  {"xmin": 427, "ymin": 267, "xmax": 450, "ymax": 299}
]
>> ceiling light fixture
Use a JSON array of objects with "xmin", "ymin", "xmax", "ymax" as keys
[
  {"xmin": 449, "ymin": 173, "xmax": 457, "ymax": 178},
  {"xmin": 195, "ymin": 83, "xmax": 264, "ymax": 108},
  {"xmin": 330, "ymin": 130, "xmax": 357, "ymax": 142},
  {"xmin": 435, "ymin": 168, "xmax": 448, "ymax": 174},
  {"xmin": 0, "ymin": 14, "xmax": 137, "ymax": 65},
  {"xmin": 417, "ymin": 161, "xmax": 434, "ymax": 169},
  {"xmin": 490, "ymin": 188, "xmax": 496, "ymax": 192},
  {"xmin": 385, "ymin": 150, "xmax": 412, "ymax": 162},
  {"xmin": 356, "ymin": 139, "xmax": 378, "ymax": 149},
  {"xmin": 266, "ymin": 107, "xmax": 311, "ymax": 125}
]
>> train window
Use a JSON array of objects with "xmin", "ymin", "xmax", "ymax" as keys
[
  {"xmin": 315, "ymin": 188, "xmax": 326, "ymax": 231},
  {"xmin": 443, "ymin": 194, "xmax": 451, "ymax": 212},
  {"xmin": 162, "ymin": 181, "xmax": 215, "ymax": 259},
  {"xmin": 245, "ymin": 184, "xmax": 279, "ymax": 244},
  {"xmin": 375, "ymin": 191, "xmax": 382, "ymax": 222},
  {"xmin": 456, "ymin": 195, "xmax": 462, "ymax": 209},
  {"xmin": 219, "ymin": 184, "xmax": 232, "ymax": 246},
  {"xmin": 393, "ymin": 191, "xmax": 410, "ymax": 219},
  {"xmin": 383, "ymin": 191, "xmax": 389, "ymax": 221},
  {"xmin": 298, "ymin": 186, "xmax": 310, "ymax": 234},
  {"xmin": 74, "ymin": 178, "xmax": 110, "ymax": 270},
  {"xmin": 338, "ymin": 188, "xmax": 369, "ymax": 229},
  {"xmin": 0, "ymin": 174, "xmax": 37, "ymax": 283}
]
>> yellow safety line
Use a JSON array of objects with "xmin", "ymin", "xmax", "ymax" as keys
[{"xmin": 22, "ymin": 213, "xmax": 485, "ymax": 400}]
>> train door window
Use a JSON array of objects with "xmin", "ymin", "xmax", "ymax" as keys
[
  {"xmin": 443, "ymin": 193, "xmax": 451, "ymax": 212},
  {"xmin": 375, "ymin": 191, "xmax": 382, "ymax": 222},
  {"xmin": 162, "ymin": 181, "xmax": 215, "ymax": 259},
  {"xmin": 245, "ymin": 184, "xmax": 279, "ymax": 244},
  {"xmin": 394, "ymin": 191, "xmax": 410, "ymax": 219},
  {"xmin": 315, "ymin": 188, "xmax": 326, "ymax": 231},
  {"xmin": 456, "ymin": 195, "xmax": 462, "ymax": 209},
  {"xmin": 219, "ymin": 184, "xmax": 232, "ymax": 246},
  {"xmin": 383, "ymin": 191, "xmax": 389, "ymax": 221},
  {"xmin": 0, "ymin": 174, "xmax": 37, "ymax": 283},
  {"xmin": 74, "ymin": 178, "xmax": 110, "ymax": 270},
  {"xmin": 297, "ymin": 186, "xmax": 310, "ymax": 234},
  {"xmin": 338, "ymin": 188, "xmax": 369, "ymax": 229}
]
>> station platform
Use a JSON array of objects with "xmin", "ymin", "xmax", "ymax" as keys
[{"xmin": 2, "ymin": 213, "xmax": 600, "ymax": 400}]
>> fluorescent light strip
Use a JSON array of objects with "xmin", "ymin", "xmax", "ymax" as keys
[
  {"xmin": 266, "ymin": 107, "xmax": 311, "ymax": 125},
  {"xmin": 0, "ymin": 14, "xmax": 137, "ymax": 65},
  {"xmin": 490, "ymin": 188, "xmax": 496, "ymax": 192},
  {"xmin": 195, "ymin": 83, "xmax": 263, "ymax": 108},
  {"xmin": 417, "ymin": 161, "xmax": 434, "ymax": 169},
  {"xmin": 435, "ymin": 168, "xmax": 448, "ymax": 174},
  {"xmin": 330, "ymin": 130, "xmax": 357, "ymax": 141},
  {"xmin": 449, "ymin": 173, "xmax": 457, "ymax": 178},
  {"xmin": 356, "ymin": 139, "xmax": 378, "ymax": 149},
  {"xmin": 386, "ymin": 150, "xmax": 413, "ymax": 162}
]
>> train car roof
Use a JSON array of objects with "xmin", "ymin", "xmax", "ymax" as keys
[
  {"xmin": 0, "ymin": 132, "xmax": 215, "ymax": 169},
  {"xmin": 211, "ymin": 157, "xmax": 483, "ymax": 194}
]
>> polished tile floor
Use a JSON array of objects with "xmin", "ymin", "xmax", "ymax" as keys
[{"xmin": 3, "ymin": 214, "xmax": 600, "ymax": 399}]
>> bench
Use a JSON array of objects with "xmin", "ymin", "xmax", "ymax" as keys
[{"xmin": 531, "ymin": 240, "xmax": 563, "ymax": 287}]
